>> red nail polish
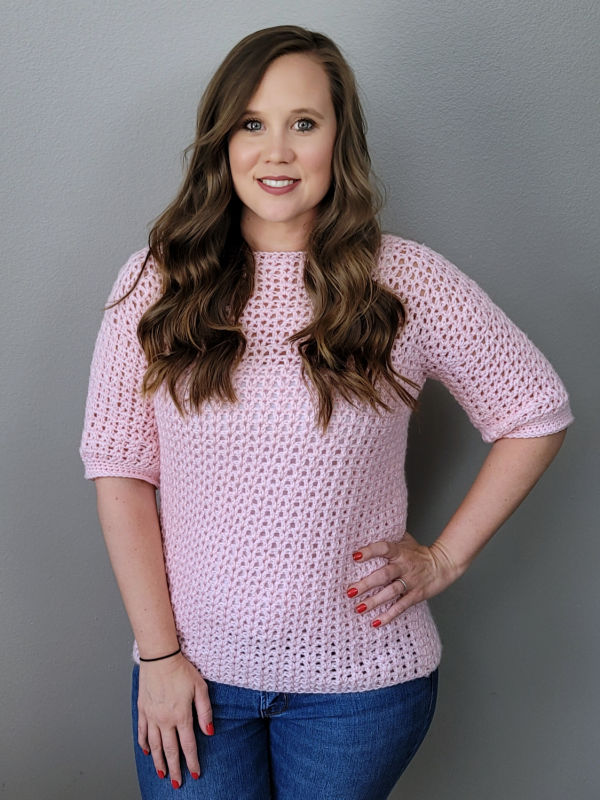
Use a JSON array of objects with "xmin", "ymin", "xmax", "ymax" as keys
[
  {"xmin": 207, "ymin": 722, "xmax": 214, "ymax": 735},
  {"xmin": 356, "ymin": 603, "xmax": 367, "ymax": 613},
  {"xmin": 142, "ymin": 748, "xmax": 149, "ymax": 755},
  {"xmin": 191, "ymin": 772, "xmax": 200, "ymax": 780},
  {"xmin": 372, "ymin": 619, "xmax": 382, "ymax": 627},
  {"xmin": 352, "ymin": 551, "xmax": 363, "ymax": 560},
  {"xmin": 347, "ymin": 587, "xmax": 358, "ymax": 597},
  {"xmin": 171, "ymin": 779, "xmax": 180, "ymax": 789},
  {"xmin": 157, "ymin": 769, "xmax": 165, "ymax": 779}
]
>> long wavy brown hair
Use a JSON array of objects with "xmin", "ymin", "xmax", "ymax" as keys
[{"xmin": 108, "ymin": 24, "xmax": 419, "ymax": 433}]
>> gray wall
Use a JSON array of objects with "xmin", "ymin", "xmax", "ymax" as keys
[{"xmin": 2, "ymin": 1, "xmax": 598, "ymax": 798}]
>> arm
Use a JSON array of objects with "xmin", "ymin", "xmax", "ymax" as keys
[
  {"xmin": 346, "ymin": 429, "xmax": 568, "ymax": 624},
  {"xmin": 431, "ymin": 429, "xmax": 568, "ymax": 573},
  {"xmin": 94, "ymin": 477, "xmax": 214, "ymax": 786},
  {"xmin": 95, "ymin": 476, "xmax": 179, "ymax": 658},
  {"xmin": 82, "ymin": 255, "xmax": 213, "ymax": 786},
  {"xmin": 348, "ymin": 243, "xmax": 574, "ymax": 622}
]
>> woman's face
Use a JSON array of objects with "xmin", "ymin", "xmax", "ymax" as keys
[{"xmin": 227, "ymin": 52, "xmax": 337, "ymax": 252}]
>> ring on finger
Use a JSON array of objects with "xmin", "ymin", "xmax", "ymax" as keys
[{"xmin": 396, "ymin": 577, "xmax": 408, "ymax": 594}]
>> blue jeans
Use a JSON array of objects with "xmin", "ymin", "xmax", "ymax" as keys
[{"xmin": 131, "ymin": 663, "xmax": 438, "ymax": 799}]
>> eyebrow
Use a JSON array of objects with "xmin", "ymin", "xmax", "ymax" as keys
[{"xmin": 243, "ymin": 107, "xmax": 326, "ymax": 120}]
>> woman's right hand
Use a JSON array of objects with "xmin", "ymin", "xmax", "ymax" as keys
[{"xmin": 137, "ymin": 652, "xmax": 214, "ymax": 788}]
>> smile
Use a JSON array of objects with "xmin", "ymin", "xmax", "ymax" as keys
[
  {"xmin": 259, "ymin": 179, "xmax": 298, "ymax": 187},
  {"xmin": 257, "ymin": 178, "xmax": 301, "ymax": 196}
]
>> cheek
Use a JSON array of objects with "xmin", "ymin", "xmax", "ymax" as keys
[
  {"xmin": 306, "ymin": 143, "xmax": 334, "ymax": 184},
  {"xmin": 228, "ymin": 140, "xmax": 256, "ymax": 175}
]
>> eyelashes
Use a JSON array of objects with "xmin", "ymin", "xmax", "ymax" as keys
[{"xmin": 240, "ymin": 117, "xmax": 316, "ymax": 133}]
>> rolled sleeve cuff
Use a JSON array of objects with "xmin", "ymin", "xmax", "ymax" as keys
[
  {"xmin": 481, "ymin": 401, "xmax": 574, "ymax": 443},
  {"xmin": 82, "ymin": 459, "xmax": 160, "ymax": 489}
]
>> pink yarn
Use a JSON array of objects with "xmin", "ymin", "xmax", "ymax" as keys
[{"xmin": 80, "ymin": 235, "xmax": 573, "ymax": 692}]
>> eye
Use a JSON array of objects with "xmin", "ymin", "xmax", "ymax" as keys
[
  {"xmin": 241, "ymin": 118, "xmax": 262, "ymax": 132},
  {"xmin": 239, "ymin": 117, "xmax": 317, "ymax": 132},
  {"xmin": 295, "ymin": 118, "xmax": 316, "ymax": 132}
]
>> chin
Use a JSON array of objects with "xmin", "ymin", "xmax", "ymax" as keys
[{"xmin": 252, "ymin": 207, "xmax": 308, "ymax": 224}]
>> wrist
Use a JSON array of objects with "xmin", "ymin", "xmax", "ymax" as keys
[
  {"xmin": 139, "ymin": 645, "xmax": 181, "ymax": 663},
  {"xmin": 139, "ymin": 649, "xmax": 186, "ymax": 672},
  {"xmin": 138, "ymin": 650, "xmax": 187, "ymax": 678},
  {"xmin": 429, "ymin": 538, "xmax": 469, "ymax": 580}
]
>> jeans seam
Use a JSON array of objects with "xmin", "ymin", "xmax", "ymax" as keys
[{"xmin": 400, "ymin": 669, "xmax": 438, "ymax": 769}]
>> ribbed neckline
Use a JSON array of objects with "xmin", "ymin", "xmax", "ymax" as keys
[{"xmin": 252, "ymin": 250, "xmax": 306, "ymax": 256}]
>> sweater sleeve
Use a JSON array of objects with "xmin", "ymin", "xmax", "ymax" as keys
[
  {"xmin": 403, "ymin": 242, "xmax": 574, "ymax": 443},
  {"xmin": 79, "ymin": 249, "xmax": 163, "ymax": 487}
]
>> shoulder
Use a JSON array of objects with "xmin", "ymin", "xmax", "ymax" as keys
[
  {"xmin": 376, "ymin": 234, "xmax": 480, "ymax": 294},
  {"xmin": 106, "ymin": 246, "xmax": 164, "ymax": 310},
  {"xmin": 376, "ymin": 233, "xmax": 493, "ymax": 313}
]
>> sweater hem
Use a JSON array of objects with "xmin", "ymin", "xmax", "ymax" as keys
[{"xmin": 130, "ymin": 648, "xmax": 443, "ymax": 694}]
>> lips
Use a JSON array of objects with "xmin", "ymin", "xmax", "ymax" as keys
[
  {"xmin": 256, "ymin": 176, "xmax": 301, "ymax": 195},
  {"xmin": 258, "ymin": 177, "xmax": 301, "ymax": 188},
  {"xmin": 259, "ymin": 175, "xmax": 299, "ymax": 181}
]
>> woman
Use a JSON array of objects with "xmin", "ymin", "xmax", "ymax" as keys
[{"xmin": 79, "ymin": 24, "xmax": 573, "ymax": 799}]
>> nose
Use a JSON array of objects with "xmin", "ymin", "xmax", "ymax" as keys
[{"xmin": 263, "ymin": 127, "xmax": 295, "ymax": 163}]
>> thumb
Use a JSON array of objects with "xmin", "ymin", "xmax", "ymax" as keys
[
  {"xmin": 195, "ymin": 681, "xmax": 215, "ymax": 737},
  {"xmin": 399, "ymin": 530, "xmax": 419, "ymax": 549}
]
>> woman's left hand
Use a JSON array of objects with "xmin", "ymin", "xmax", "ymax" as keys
[{"xmin": 346, "ymin": 531, "xmax": 465, "ymax": 627}]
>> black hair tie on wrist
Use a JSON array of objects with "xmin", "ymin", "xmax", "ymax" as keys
[{"xmin": 139, "ymin": 647, "xmax": 181, "ymax": 662}]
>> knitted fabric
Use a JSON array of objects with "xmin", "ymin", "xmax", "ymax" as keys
[{"xmin": 79, "ymin": 234, "xmax": 573, "ymax": 693}]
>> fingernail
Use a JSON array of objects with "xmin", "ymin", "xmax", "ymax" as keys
[
  {"xmin": 356, "ymin": 603, "xmax": 367, "ymax": 613},
  {"xmin": 347, "ymin": 587, "xmax": 358, "ymax": 597},
  {"xmin": 191, "ymin": 772, "xmax": 200, "ymax": 780},
  {"xmin": 171, "ymin": 778, "xmax": 180, "ymax": 789},
  {"xmin": 157, "ymin": 769, "xmax": 165, "ymax": 779},
  {"xmin": 207, "ymin": 722, "xmax": 214, "ymax": 735},
  {"xmin": 142, "ymin": 748, "xmax": 150, "ymax": 755},
  {"xmin": 372, "ymin": 619, "xmax": 382, "ymax": 627},
  {"xmin": 352, "ymin": 551, "xmax": 363, "ymax": 560}
]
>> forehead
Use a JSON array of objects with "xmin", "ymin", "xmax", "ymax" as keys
[{"xmin": 247, "ymin": 53, "xmax": 333, "ymax": 111}]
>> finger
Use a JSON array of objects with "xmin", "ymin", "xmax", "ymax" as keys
[
  {"xmin": 372, "ymin": 589, "xmax": 423, "ymax": 627},
  {"xmin": 353, "ymin": 535, "xmax": 402, "ymax": 563},
  {"xmin": 137, "ymin": 709, "xmax": 150, "ymax": 756},
  {"xmin": 178, "ymin": 717, "xmax": 201, "ymax": 781},
  {"xmin": 347, "ymin": 561, "xmax": 400, "ymax": 597},
  {"xmin": 353, "ymin": 575, "xmax": 406, "ymax": 614},
  {"xmin": 352, "ymin": 540, "xmax": 383, "ymax": 562},
  {"xmin": 147, "ymin": 722, "xmax": 168, "ymax": 780},
  {"xmin": 161, "ymin": 726, "xmax": 183, "ymax": 789},
  {"xmin": 195, "ymin": 682, "xmax": 215, "ymax": 737}
]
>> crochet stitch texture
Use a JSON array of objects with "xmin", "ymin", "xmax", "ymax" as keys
[{"xmin": 79, "ymin": 234, "xmax": 573, "ymax": 692}]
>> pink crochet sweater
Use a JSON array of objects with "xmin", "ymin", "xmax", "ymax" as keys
[{"xmin": 79, "ymin": 234, "xmax": 573, "ymax": 693}]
